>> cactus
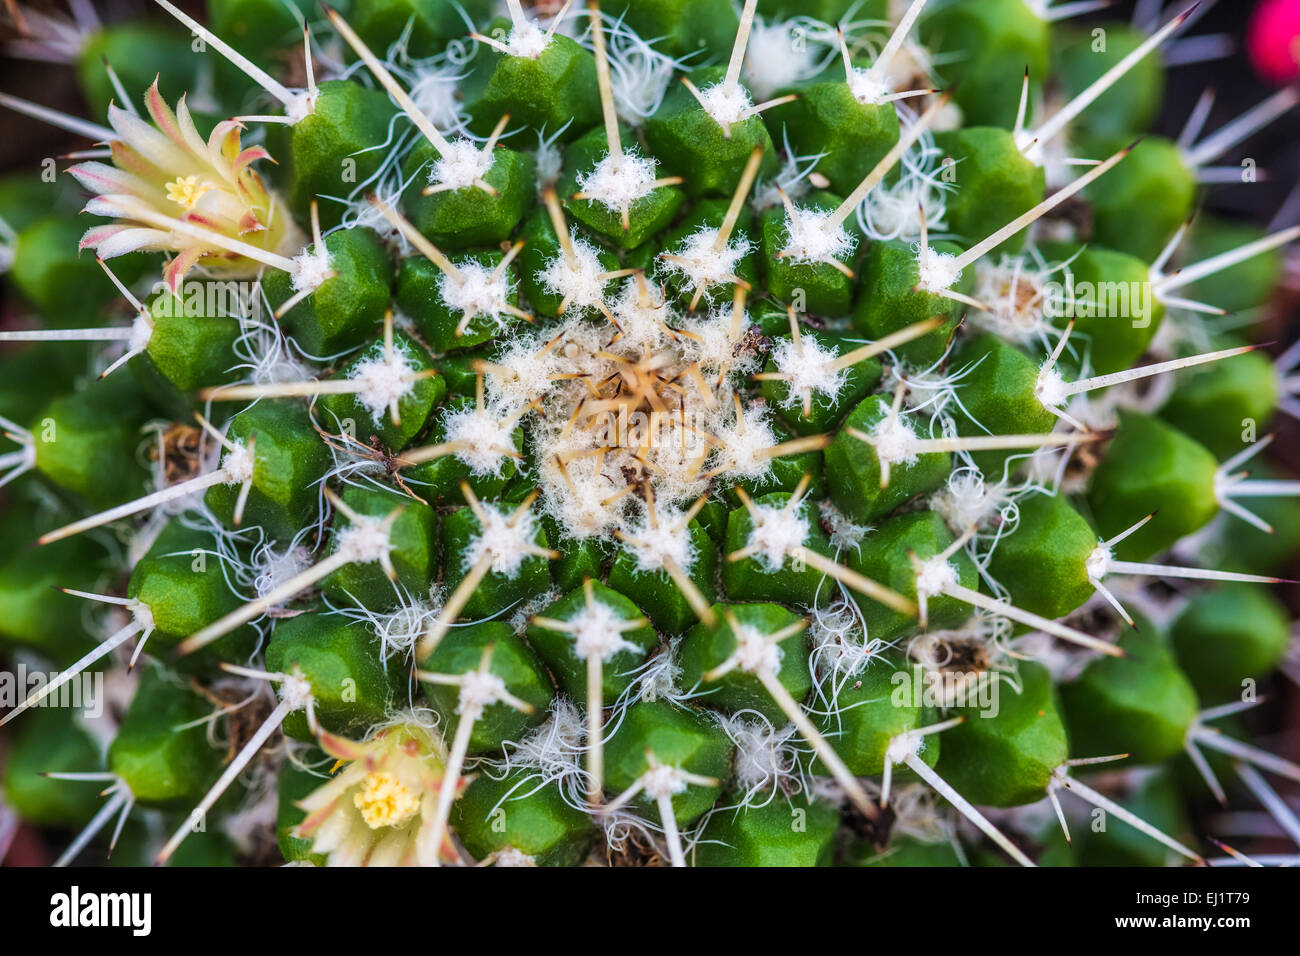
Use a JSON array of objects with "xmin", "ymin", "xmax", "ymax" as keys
[{"xmin": 0, "ymin": 0, "xmax": 1298, "ymax": 870}]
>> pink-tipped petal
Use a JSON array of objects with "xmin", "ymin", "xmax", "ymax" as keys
[
  {"xmin": 232, "ymin": 146, "xmax": 273, "ymax": 178},
  {"xmin": 236, "ymin": 210, "xmax": 267, "ymax": 235},
  {"xmin": 84, "ymin": 194, "xmax": 137, "ymax": 219},
  {"xmin": 294, "ymin": 797, "xmax": 344, "ymax": 837},
  {"xmin": 67, "ymin": 161, "xmax": 153, "ymax": 199},
  {"xmin": 317, "ymin": 729, "xmax": 369, "ymax": 763},
  {"xmin": 163, "ymin": 246, "xmax": 204, "ymax": 295},
  {"xmin": 108, "ymin": 104, "xmax": 194, "ymax": 177},
  {"xmin": 96, "ymin": 226, "xmax": 172, "ymax": 259},
  {"xmin": 144, "ymin": 80, "xmax": 189, "ymax": 152},
  {"xmin": 79, "ymin": 223, "xmax": 130, "ymax": 250},
  {"xmin": 110, "ymin": 139, "xmax": 166, "ymax": 182}
]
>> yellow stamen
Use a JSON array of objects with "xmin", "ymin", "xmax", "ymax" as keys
[
  {"xmin": 165, "ymin": 174, "xmax": 213, "ymax": 210},
  {"xmin": 353, "ymin": 771, "xmax": 420, "ymax": 829}
]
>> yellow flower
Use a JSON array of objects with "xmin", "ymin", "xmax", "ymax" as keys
[
  {"xmin": 295, "ymin": 720, "xmax": 465, "ymax": 867},
  {"xmin": 69, "ymin": 80, "xmax": 301, "ymax": 295}
]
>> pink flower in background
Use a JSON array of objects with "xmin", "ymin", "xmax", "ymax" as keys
[{"xmin": 1249, "ymin": 0, "xmax": 1300, "ymax": 83}]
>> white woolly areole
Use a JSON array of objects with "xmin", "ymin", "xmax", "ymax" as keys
[
  {"xmin": 129, "ymin": 599, "xmax": 156, "ymax": 635},
  {"xmin": 699, "ymin": 81, "xmax": 752, "ymax": 127},
  {"xmin": 683, "ymin": 306, "xmax": 753, "ymax": 374},
  {"xmin": 535, "ymin": 138, "xmax": 564, "ymax": 188},
  {"xmin": 128, "ymin": 313, "xmax": 153, "ymax": 353},
  {"xmin": 430, "ymin": 139, "xmax": 494, "ymax": 191},
  {"xmin": 642, "ymin": 763, "xmax": 690, "ymax": 800},
  {"xmin": 819, "ymin": 502, "xmax": 869, "ymax": 554},
  {"xmin": 916, "ymin": 245, "xmax": 962, "ymax": 292},
  {"xmin": 914, "ymin": 557, "xmax": 959, "ymax": 599},
  {"xmin": 638, "ymin": 649, "xmax": 684, "ymax": 703},
  {"xmin": 769, "ymin": 335, "xmax": 846, "ymax": 410},
  {"xmin": 465, "ymin": 504, "xmax": 537, "ymax": 577},
  {"xmin": 538, "ymin": 232, "xmax": 607, "ymax": 312},
  {"xmin": 458, "ymin": 670, "xmax": 510, "ymax": 718},
  {"xmin": 437, "ymin": 262, "xmax": 513, "ymax": 326},
  {"xmin": 487, "ymin": 335, "xmax": 562, "ymax": 408},
  {"xmin": 1035, "ymin": 365, "xmax": 1070, "ymax": 409},
  {"xmin": 637, "ymin": 433, "xmax": 712, "ymax": 507},
  {"xmin": 608, "ymin": 279, "xmax": 674, "ymax": 353},
  {"xmin": 348, "ymin": 342, "xmax": 419, "ymax": 425},
  {"xmin": 510, "ymin": 587, "xmax": 558, "ymax": 637},
  {"xmin": 933, "ymin": 99, "xmax": 964, "ymax": 133},
  {"xmin": 577, "ymin": 152, "xmax": 659, "ymax": 211},
  {"xmin": 933, "ymin": 471, "xmax": 1000, "ymax": 532},
  {"xmin": 336, "ymin": 516, "xmax": 392, "ymax": 564},
  {"xmin": 711, "ymin": 404, "xmax": 778, "ymax": 479},
  {"xmin": 532, "ymin": 438, "xmax": 621, "ymax": 540},
  {"xmin": 782, "ymin": 207, "xmax": 856, "ymax": 265},
  {"xmin": 504, "ymin": 22, "xmax": 550, "ymax": 58},
  {"xmin": 847, "ymin": 68, "xmax": 891, "ymax": 106},
  {"xmin": 252, "ymin": 538, "xmax": 311, "ymax": 600},
  {"xmin": 371, "ymin": 600, "xmax": 440, "ymax": 660},
  {"xmin": 279, "ymin": 672, "xmax": 314, "ymax": 711},
  {"xmin": 443, "ymin": 406, "xmax": 515, "ymax": 476},
  {"xmin": 284, "ymin": 90, "xmax": 319, "ymax": 125},
  {"xmin": 885, "ymin": 731, "xmax": 927, "ymax": 765},
  {"xmin": 1085, "ymin": 544, "xmax": 1112, "ymax": 581},
  {"xmin": 870, "ymin": 414, "xmax": 920, "ymax": 466},
  {"xmin": 568, "ymin": 601, "xmax": 640, "ymax": 661},
  {"xmin": 626, "ymin": 517, "xmax": 695, "ymax": 575},
  {"xmin": 722, "ymin": 714, "xmax": 799, "ymax": 791},
  {"xmin": 493, "ymin": 846, "xmax": 537, "ymax": 867},
  {"xmin": 554, "ymin": 320, "xmax": 609, "ymax": 364},
  {"xmin": 732, "ymin": 623, "xmax": 783, "ymax": 675},
  {"xmin": 661, "ymin": 227, "xmax": 752, "ymax": 294},
  {"xmin": 290, "ymin": 246, "xmax": 333, "ymax": 293},
  {"xmin": 220, "ymin": 442, "xmax": 256, "ymax": 484},
  {"xmin": 746, "ymin": 503, "xmax": 809, "ymax": 571},
  {"xmin": 540, "ymin": 471, "xmax": 618, "ymax": 539}
]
